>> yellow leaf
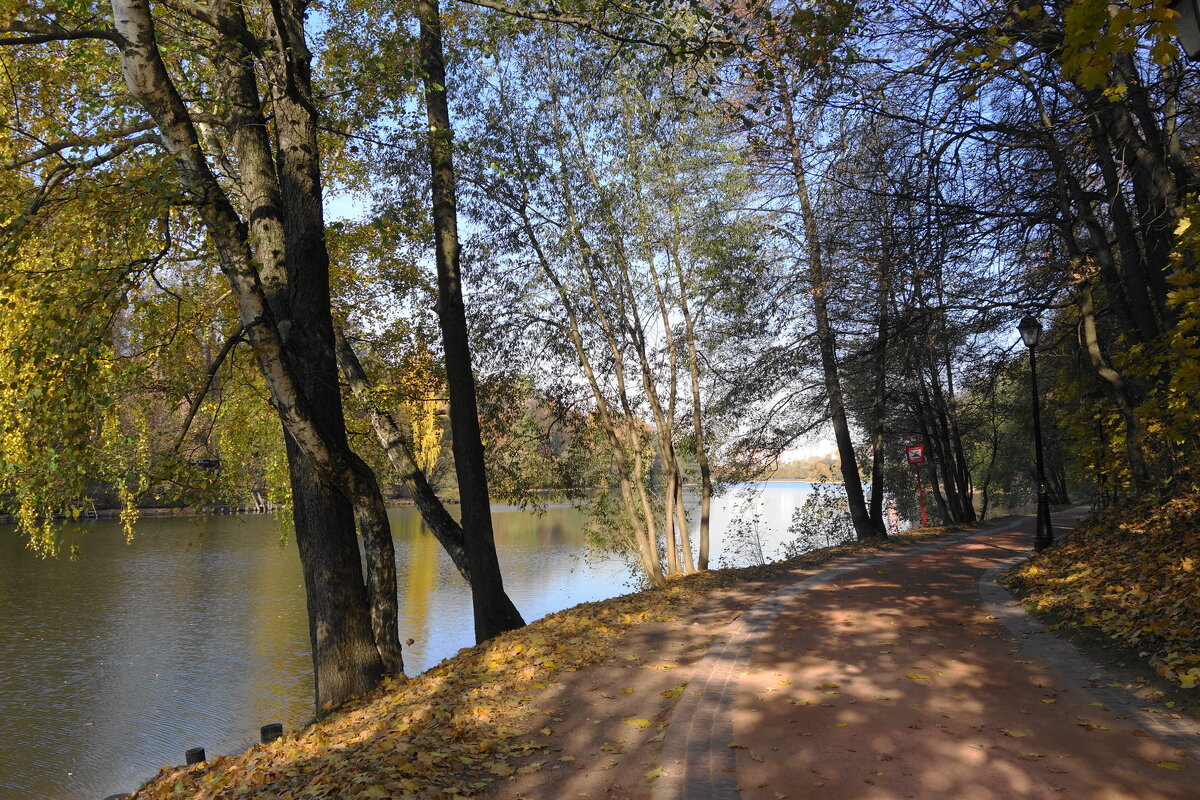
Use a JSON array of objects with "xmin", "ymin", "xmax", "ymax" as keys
[
  {"xmin": 906, "ymin": 673, "xmax": 932, "ymax": 680},
  {"xmin": 361, "ymin": 787, "xmax": 390, "ymax": 799},
  {"xmin": 1156, "ymin": 761, "xmax": 1185, "ymax": 770},
  {"xmin": 625, "ymin": 718, "xmax": 652, "ymax": 729},
  {"xmin": 490, "ymin": 763, "xmax": 515, "ymax": 777},
  {"xmin": 1002, "ymin": 730, "xmax": 1028, "ymax": 737}
]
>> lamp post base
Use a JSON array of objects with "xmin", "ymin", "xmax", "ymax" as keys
[{"xmin": 1034, "ymin": 493, "xmax": 1054, "ymax": 552}]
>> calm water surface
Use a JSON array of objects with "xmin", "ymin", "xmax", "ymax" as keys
[{"xmin": 0, "ymin": 483, "xmax": 815, "ymax": 799}]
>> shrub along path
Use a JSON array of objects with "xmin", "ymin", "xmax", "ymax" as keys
[{"xmin": 488, "ymin": 510, "xmax": 1198, "ymax": 800}]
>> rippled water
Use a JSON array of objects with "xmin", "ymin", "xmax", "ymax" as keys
[{"xmin": 0, "ymin": 483, "xmax": 815, "ymax": 799}]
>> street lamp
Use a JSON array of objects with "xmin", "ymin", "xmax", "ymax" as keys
[
  {"xmin": 1170, "ymin": 0, "xmax": 1200, "ymax": 59},
  {"xmin": 1018, "ymin": 315, "xmax": 1054, "ymax": 552}
]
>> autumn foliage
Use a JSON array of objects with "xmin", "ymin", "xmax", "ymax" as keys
[{"xmin": 1006, "ymin": 486, "xmax": 1200, "ymax": 689}]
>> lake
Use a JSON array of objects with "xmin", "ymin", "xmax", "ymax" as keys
[{"xmin": 0, "ymin": 481, "xmax": 818, "ymax": 799}]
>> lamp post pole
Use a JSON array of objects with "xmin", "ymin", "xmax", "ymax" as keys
[
  {"xmin": 1018, "ymin": 315, "xmax": 1055, "ymax": 552},
  {"xmin": 1028, "ymin": 344, "xmax": 1055, "ymax": 550}
]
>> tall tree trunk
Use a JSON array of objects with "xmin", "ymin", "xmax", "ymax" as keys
[
  {"xmin": 907, "ymin": 362, "xmax": 950, "ymax": 525},
  {"xmin": 540, "ymin": 71, "xmax": 665, "ymax": 585},
  {"xmin": 777, "ymin": 72, "xmax": 875, "ymax": 541},
  {"xmin": 867, "ymin": 260, "xmax": 891, "ymax": 536},
  {"xmin": 1087, "ymin": 120, "xmax": 1163, "ymax": 342},
  {"xmin": 663, "ymin": 468, "xmax": 681, "ymax": 575},
  {"xmin": 515, "ymin": 203, "xmax": 665, "ymax": 586},
  {"xmin": 576, "ymin": 110, "xmax": 692, "ymax": 575},
  {"xmin": 660, "ymin": 162, "xmax": 713, "ymax": 568},
  {"xmin": 417, "ymin": 0, "xmax": 523, "ymax": 641},
  {"xmin": 1077, "ymin": 283, "xmax": 1152, "ymax": 490},
  {"xmin": 978, "ymin": 390, "xmax": 1000, "ymax": 522},
  {"xmin": 266, "ymin": 0, "xmax": 403, "ymax": 677}
]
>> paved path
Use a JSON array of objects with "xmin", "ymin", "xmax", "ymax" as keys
[{"xmin": 655, "ymin": 510, "xmax": 1199, "ymax": 800}]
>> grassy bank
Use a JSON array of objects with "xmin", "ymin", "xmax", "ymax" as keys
[{"xmin": 1005, "ymin": 490, "xmax": 1200, "ymax": 701}]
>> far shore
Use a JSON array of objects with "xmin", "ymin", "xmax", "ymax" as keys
[{"xmin": 0, "ymin": 480, "xmax": 844, "ymax": 528}]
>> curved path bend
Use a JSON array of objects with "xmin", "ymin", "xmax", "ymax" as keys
[{"xmin": 655, "ymin": 510, "xmax": 1199, "ymax": 800}]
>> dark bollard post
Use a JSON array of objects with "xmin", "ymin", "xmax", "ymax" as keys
[
  {"xmin": 185, "ymin": 747, "xmax": 206, "ymax": 765},
  {"xmin": 260, "ymin": 722, "xmax": 283, "ymax": 743}
]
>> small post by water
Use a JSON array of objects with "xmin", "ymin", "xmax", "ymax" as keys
[
  {"xmin": 185, "ymin": 747, "xmax": 206, "ymax": 765},
  {"xmin": 261, "ymin": 722, "xmax": 283, "ymax": 743}
]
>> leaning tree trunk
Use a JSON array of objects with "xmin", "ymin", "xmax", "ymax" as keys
[
  {"xmin": 334, "ymin": 330, "xmax": 526, "ymax": 627},
  {"xmin": 418, "ymin": 0, "xmax": 524, "ymax": 641}
]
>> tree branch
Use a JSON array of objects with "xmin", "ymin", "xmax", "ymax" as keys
[
  {"xmin": 1, "ymin": 132, "xmax": 161, "ymax": 242},
  {"xmin": 458, "ymin": 0, "xmax": 729, "ymax": 54},
  {"xmin": 171, "ymin": 327, "xmax": 246, "ymax": 454},
  {"xmin": 0, "ymin": 22, "xmax": 118, "ymax": 45},
  {"xmin": 3, "ymin": 119, "xmax": 159, "ymax": 170}
]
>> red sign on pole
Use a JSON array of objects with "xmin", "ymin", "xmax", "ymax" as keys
[{"xmin": 907, "ymin": 445, "xmax": 930, "ymax": 527}]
